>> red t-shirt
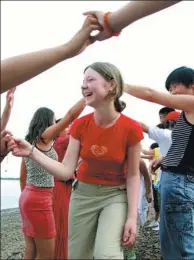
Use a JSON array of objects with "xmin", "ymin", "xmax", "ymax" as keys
[
  {"xmin": 70, "ymin": 113, "xmax": 144, "ymax": 186},
  {"xmin": 53, "ymin": 136, "xmax": 75, "ymax": 181},
  {"xmin": 54, "ymin": 136, "xmax": 69, "ymax": 163}
]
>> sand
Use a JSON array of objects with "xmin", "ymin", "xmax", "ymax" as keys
[{"xmin": 1, "ymin": 207, "xmax": 161, "ymax": 259}]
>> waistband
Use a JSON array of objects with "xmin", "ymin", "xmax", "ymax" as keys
[
  {"xmin": 25, "ymin": 185, "xmax": 54, "ymax": 192},
  {"xmin": 72, "ymin": 180, "xmax": 126, "ymax": 196},
  {"xmin": 161, "ymin": 165, "xmax": 194, "ymax": 176}
]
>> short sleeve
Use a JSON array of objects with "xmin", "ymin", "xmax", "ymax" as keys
[
  {"xmin": 148, "ymin": 126, "xmax": 162, "ymax": 143},
  {"xmin": 148, "ymin": 126, "xmax": 171, "ymax": 143},
  {"xmin": 128, "ymin": 121, "xmax": 144, "ymax": 146},
  {"xmin": 69, "ymin": 118, "xmax": 83, "ymax": 140}
]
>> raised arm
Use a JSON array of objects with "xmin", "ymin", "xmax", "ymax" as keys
[
  {"xmin": 7, "ymin": 135, "xmax": 80, "ymax": 181},
  {"xmin": 139, "ymin": 122, "xmax": 149, "ymax": 133},
  {"xmin": 108, "ymin": 1, "xmax": 181, "ymax": 32},
  {"xmin": 42, "ymin": 98, "xmax": 85, "ymax": 141},
  {"xmin": 0, "ymin": 130, "xmax": 13, "ymax": 163},
  {"xmin": 125, "ymin": 84, "xmax": 194, "ymax": 113},
  {"xmin": 1, "ymin": 88, "xmax": 16, "ymax": 131},
  {"xmin": 1, "ymin": 16, "xmax": 101, "ymax": 94},
  {"xmin": 84, "ymin": 1, "xmax": 181, "ymax": 41}
]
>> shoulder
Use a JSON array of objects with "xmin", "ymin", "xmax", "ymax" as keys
[
  {"xmin": 70, "ymin": 113, "xmax": 93, "ymax": 129},
  {"xmin": 73, "ymin": 113, "xmax": 93, "ymax": 125},
  {"xmin": 70, "ymin": 113, "xmax": 93, "ymax": 139},
  {"xmin": 120, "ymin": 114, "xmax": 144, "ymax": 145},
  {"xmin": 120, "ymin": 114, "xmax": 142, "ymax": 130}
]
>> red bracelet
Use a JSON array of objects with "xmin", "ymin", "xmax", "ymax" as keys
[{"xmin": 103, "ymin": 12, "xmax": 121, "ymax": 37}]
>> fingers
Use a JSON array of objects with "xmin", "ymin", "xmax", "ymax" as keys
[
  {"xmin": 6, "ymin": 139, "xmax": 17, "ymax": 152},
  {"xmin": 1, "ymin": 130, "xmax": 13, "ymax": 139},
  {"xmin": 7, "ymin": 87, "xmax": 16, "ymax": 97},
  {"xmin": 83, "ymin": 11, "xmax": 96, "ymax": 16},
  {"xmin": 86, "ymin": 16, "xmax": 102, "ymax": 32},
  {"xmin": 122, "ymin": 233, "xmax": 136, "ymax": 247}
]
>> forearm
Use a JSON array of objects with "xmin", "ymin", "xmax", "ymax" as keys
[
  {"xmin": 30, "ymin": 147, "xmax": 72, "ymax": 180},
  {"xmin": 139, "ymin": 122, "xmax": 148, "ymax": 133},
  {"xmin": 109, "ymin": 1, "xmax": 181, "ymax": 32},
  {"xmin": 125, "ymin": 83, "xmax": 159, "ymax": 103},
  {"xmin": 1, "ymin": 44, "xmax": 70, "ymax": 94},
  {"xmin": 141, "ymin": 155, "xmax": 153, "ymax": 160},
  {"xmin": 126, "ymin": 173, "xmax": 140, "ymax": 218},
  {"xmin": 1, "ymin": 107, "xmax": 11, "ymax": 130},
  {"xmin": 68, "ymin": 98, "xmax": 86, "ymax": 121},
  {"xmin": 143, "ymin": 174, "xmax": 152, "ymax": 192}
]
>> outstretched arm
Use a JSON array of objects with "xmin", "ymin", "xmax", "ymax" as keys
[
  {"xmin": 1, "ymin": 16, "xmax": 101, "ymax": 94},
  {"xmin": 139, "ymin": 122, "xmax": 149, "ymax": 134},
  {"xmin": 125, "ymin": 84, "xmax": 194, "ymax": 113},
  {"xmin": 108, "ymin": 1, "xmax": 181, "ymax": 32},
  {"xmin": 7, "ymin": 135, "xmax": 80, "ymax": 181},
  {"xmin": 42, "ymin": 98, "xmax": 86, "ymax": 142},
  {"xmin": 84, "ymin": 1, "xmax": 181, "ymax": 41}
]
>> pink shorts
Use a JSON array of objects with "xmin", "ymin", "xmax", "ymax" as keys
[{"xmin": 19, "ymin": 185, "xmax": 56, "ymax": 239}]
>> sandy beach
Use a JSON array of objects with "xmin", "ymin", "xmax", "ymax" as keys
[{"xmin": 1, "ymin": 207, "xmax": 161, "ymax": 259}]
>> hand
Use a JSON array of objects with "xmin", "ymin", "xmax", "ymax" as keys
[
  {"xmin": 6, "ymin": 87, "xmax": 16, "ymax": 109},
  {"xmin": 83, "ymin": 11, "xmax": 113, "ymax": 42},
  {"xmin": 146, "ymin": 190, "xmax": 152, "ymax": 203},
  {"xmin": 0, "ymin": 130, "xmax": 13, "ymax": 157},
  {"xmin": 66, "ymin": 15, "xmax": 102, "ymax": 58},
  {"xmin": 6, "ymin": 136, "xmax": 32, "ymax": 157},
  {"xmin": 122, "ymin": 217, "xmax": 137, "ymax": 247},
  {"xmin": 149, "ymin": 157, "xmax": 162, "ymax": 174}
]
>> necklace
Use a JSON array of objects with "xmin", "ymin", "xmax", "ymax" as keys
[{"xmin": 94, "ymin": 114, "xmax": 120, "ymax": 128}]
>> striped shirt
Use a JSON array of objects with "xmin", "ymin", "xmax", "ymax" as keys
[{"xmin": 162, "ymin": 112, "xmax": 194, "ymax": 175}]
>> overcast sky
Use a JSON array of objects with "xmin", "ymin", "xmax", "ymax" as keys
[{"xmin": 1, "ymin": 1, "xmax": 194, "ymax": 177}]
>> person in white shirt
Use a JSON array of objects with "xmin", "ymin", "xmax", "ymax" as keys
[{"xmin": 140, "ymin": 111, "xmax": 181, "ymax": 231}]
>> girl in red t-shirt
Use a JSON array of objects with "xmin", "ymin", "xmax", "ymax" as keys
[{"xmin": 7, "ymin": 62, "xmax": 143, "ymax": 259}]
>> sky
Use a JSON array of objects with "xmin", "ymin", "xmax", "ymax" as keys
[{"xmin": 1, "ymin": 1, "xmax": 194, "ymax": 177}]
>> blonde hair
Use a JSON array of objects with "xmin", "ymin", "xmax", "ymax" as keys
[{"xmin": 84, "ymin": 62, "xmax": 126, "ymax": 112}]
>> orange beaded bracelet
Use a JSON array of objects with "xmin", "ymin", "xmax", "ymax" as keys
[{"xmin": 103, "ymin": 12, "xmax": 121, "ymax": 37}]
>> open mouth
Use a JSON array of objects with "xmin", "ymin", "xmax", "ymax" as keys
[{"xmin": 84, "ymin": 92, "xmax": 93, "ymax": 97}]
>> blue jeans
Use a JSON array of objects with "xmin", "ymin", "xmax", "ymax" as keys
[{"xmin": 160, "ymin": 171, "xmax": 194, "ymax": 260}]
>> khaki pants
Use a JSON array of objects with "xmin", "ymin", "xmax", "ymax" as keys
[{"xmin": 68, "ymin": 181, "xmax": 128, "ymax": 259}]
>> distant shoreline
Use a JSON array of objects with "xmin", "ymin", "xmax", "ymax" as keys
[{"xmin": 1, "ymin": 178, "xmax": 19, "ymax": 180}]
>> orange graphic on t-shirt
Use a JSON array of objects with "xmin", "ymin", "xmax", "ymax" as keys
[{"xmin": 90, "ymin": 145, "xmax": 108, "ymax": 157}]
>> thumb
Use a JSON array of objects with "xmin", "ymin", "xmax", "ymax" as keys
[
  {"xmin": 83, "ymin": 11, "xmax": 96, "ymax": 16},
  {"xmin": 12, "ymin": 136, "xmax": 23, "ymax": 144},
  {"xmin": 89, "ymin": 35, "xmax": 97, "ymax": 44}
]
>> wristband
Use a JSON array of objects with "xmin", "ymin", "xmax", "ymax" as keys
[{"xmin": 103, "ymin": 12, "xmax": 121, "ymax": 37}]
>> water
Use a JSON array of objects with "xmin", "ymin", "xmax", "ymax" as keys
[{"xmin": 1, "ymin": 180, "xmax": 21, "ymax": 210}]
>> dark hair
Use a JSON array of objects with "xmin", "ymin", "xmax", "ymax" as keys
[
  {"xmin": 114, "ymin": 99, "xmax": 126, "ymax": 113},
  {"xmin": 150, "ymin": 142, "xmax": 159, "ymax": 150},
  {"xmin": 157, "ymin": 120, "xmax": 177, "ymax": 130},
  {"xmin": 159, "ymin": 107, "xmax": 175, "ymax": 115},
  {"xmin": 25, "ymin": 107, "xmax": 55, "ymax": 144},
  {"xmin": 84, "ymin": 62, "xmax": 126, "ymax": 113},
  {"xmin": 165, "ymin": 66, "xmax": 194, "ymax": 91}
]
